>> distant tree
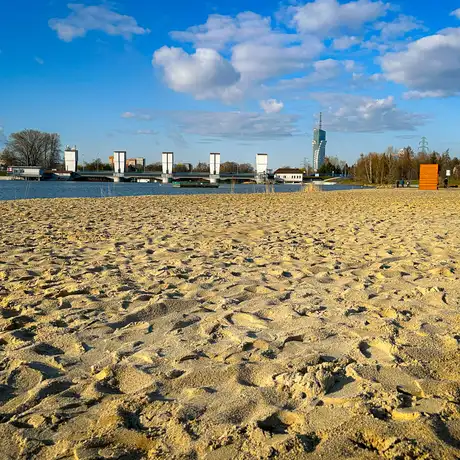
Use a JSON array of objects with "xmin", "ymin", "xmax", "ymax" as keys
[
  {"xmin": 193, "ymin": 162, "xmax": 209, "ymax": 172},
  {"xmin": 318, "ymin": 158, "xmax": 340, "ymax": 175},
  {"xmin": 220, "ymin": 161, "xmax": 239, "ymax": 173},
  {"xmin": 0, "ymin": 147, "xmax": 17, "ymax": 167},
  {"xmin": 219, "ymin": 162, "xmax": 254, "ymax": 173},
  {"xmin": 174, "ymin": 163, "xmax": 189, "ymax": 172},
  {"xmin": 84, "ymin": 159, "xmax": 111, "ymax": 171},
  {"xmin": 440, "ymin": 149, "xmax": 451, "ymax": 177},
  {"xmin": 145, "ymin": 162, "xmax": 162, "ymax": 172},
  {"xmin": 238, "ymin": 163, "xmax": 254, "ymax": 173},
  {"xmin": 5, "ymin": 130, "xmax": 61, "ymax": 168},
  {"xmin": 430, "ymin": 151, "xmax": 439, "ymax": 164}
]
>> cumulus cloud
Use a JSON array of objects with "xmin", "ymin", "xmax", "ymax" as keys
[
  {"xmin": 157, "ymin": 10, "xmax": 323, "ymax": 101},
  {"xmin": 153, "ymin": 47, "xmax": 241, "ymax": 101},
  {"xmin": 120, "ymin": 109, "xmax": 299, "ymax": 139},
  {"xmin": 174, "ymin": 111, "xmax": 300, "ymax": 139},
  {"xmin": 49, "ymin": 4, "xmax": 150, "ymax": 42},
  {"xmin": 260, "ymin": 99, "xmax": 284, "ymax": 113},
  {"xmin": 277, "ymin": 59, "xmax": 353, "ymax": 90},
  {"xmin": 374, "ymin": 14, "xmax": 425, "ymax": 39},
  {"xmin": 311, "ymin": 93, "xmax": 427, "ymax": 132},
  {"xmin": 381, "ymin": 27, "xmax": 460, "ymax": 97},
  {"xmin": 290, "ymin": 0, "xmax": 389, "ymax": 37},
  {"xmin": 231, "ymin": 40, "xmax": 323, "ymax": 81},
  {"xmin": 403, "ymin": 90, "xmax": 452, "ymax": 100},
  {"xmin": 171, "ymin": 12, "xmax": 295, "ymax": 51},
  {"xmin": 451, "ymin": 9, "xmax": 460, "ymax": 19},
  {"xmin": 332, "ymin": 35, "xmax": 360, "ymax": 50}
]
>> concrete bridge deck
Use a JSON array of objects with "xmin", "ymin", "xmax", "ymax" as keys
[{"xmin": 75, "ymin": 171, "xmax": 269, "ymax": 182}]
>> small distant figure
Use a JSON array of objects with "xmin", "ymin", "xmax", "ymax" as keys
[
  {"xmin": 396, "ymin": 180, "xmax": 399, "ymax": 188},
  {"xmin": 444, "ymin": 177, "xmax": 448, "ymax": 188},
  {"xmin": 406, "ymin": 180, "xmax": 410, "ymax": 188},
  {"xmin": 400, "ymin": 179, "xmax": 405, "ymax": 188}
]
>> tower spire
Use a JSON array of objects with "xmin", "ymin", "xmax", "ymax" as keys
[{"xmin": 319, "ymin": 112, "xmax": 322, "ymax": 130}]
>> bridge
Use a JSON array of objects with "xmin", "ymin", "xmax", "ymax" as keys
[
  {"xmin": 68, "ymin": 151, "xmax": 273, "ymax": 184},
  {"xmin": 75, "ymin": 171, "xmax": 267, "ymax": 183}
]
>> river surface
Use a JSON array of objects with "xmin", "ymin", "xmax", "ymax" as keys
[{"xmin": 0, "ymin": 181, "xmax": 364, "ymax": 201}]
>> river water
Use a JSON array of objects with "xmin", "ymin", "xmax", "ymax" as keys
[{"xmin": 0, "ymin": 181, "xmax": 363, "ymax": 201}]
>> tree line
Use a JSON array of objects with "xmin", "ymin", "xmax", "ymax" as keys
[
  {"xmin": 351, "ymin": 147, "xmax": 459, "ymax": 184},
  {"xmin": 317, "ymin": 156, "xmax": 350, "ymax": 176},
  {"xmin": 144, "ymin": 161, "xmax": 254, "ymax": 173}
]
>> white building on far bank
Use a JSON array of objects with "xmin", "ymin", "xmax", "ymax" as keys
[{"xmin": 274, "ymin": 168, "xmax": 304, "ymax": 183}]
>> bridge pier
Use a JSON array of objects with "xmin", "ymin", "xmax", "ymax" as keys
[
  {"xmin": 113, "ymin": 176, "xmax": 121, "ymax": 183},
  {"xmin": 256, "ymin": 153, "xmax": 268, "ymax": 184},
  {"xmin": 162, "ymin": 174, "xmax": 172, "ymax": 184},
  {"xmin": 209, "ymin": 174, "xmax": 219, "ymax": 184},
  {"xmin": 255, "ymin": 174, "xmax": 267, "ymax": 184}
]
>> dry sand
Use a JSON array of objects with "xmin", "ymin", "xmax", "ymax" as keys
[{"xmin": 0, "ymin": 189, "xmax": 460, "ymax": 459}]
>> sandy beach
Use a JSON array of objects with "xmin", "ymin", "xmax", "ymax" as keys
[{"xmin": 0, "ymin": 189, "xmax": 459, "ymax": 459}]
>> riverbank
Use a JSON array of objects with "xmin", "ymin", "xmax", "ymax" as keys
[{"xmin": 1, "ymin": 190, "xmax": 460, "ymax": 459}]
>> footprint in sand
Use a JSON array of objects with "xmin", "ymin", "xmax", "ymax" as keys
[
  {"xmin": 359, "ymin": 339, "xmax": 395, "ymax": 364},
  {"xmin": 227, "ymin": 312, "xmax": 269, "ymax": 329}
]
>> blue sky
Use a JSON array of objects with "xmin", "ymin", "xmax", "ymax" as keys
[{"xmin": 1, "ymin": 0, "xmax": 460, "ymax": 168}]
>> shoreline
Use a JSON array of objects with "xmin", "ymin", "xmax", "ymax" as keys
[{"xmin": 1, "ymin": 190, "xmax": 460, "ymax": 459}]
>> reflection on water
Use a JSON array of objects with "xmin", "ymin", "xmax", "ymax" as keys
[{"xmin": 0, "ymin": 181, "xmax": 363, "ymax": 201}]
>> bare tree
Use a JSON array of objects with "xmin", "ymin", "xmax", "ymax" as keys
[
  {"xmin": 6, "ymin": 130, "xmax": 61, "ymax": 168},
  {"xmin": 0, "ymin": 147, "xmax": 17, "ymax": 167},
  {"xmin": 145, "ymin": 162, "xmax": 162, "ymax": 172},
  {"xmin": 192, "ymin": 162, "xmax": 208, "ymax": 172}
]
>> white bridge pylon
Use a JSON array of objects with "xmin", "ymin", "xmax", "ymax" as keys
[
  {"xmin": 209, "ymin": 152, "xmax": 221, "ymax": 183},
  {"xmin": 256, "ymin": 153, "xmax": 268, "ymax": 183},
  {"xmin": 162, "ymin": 152, "xmax": 174, "ymax": 183}
]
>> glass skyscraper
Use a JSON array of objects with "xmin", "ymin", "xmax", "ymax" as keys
[{"xmin": 312, "ymin": 114, "xmax": 327, "ymax": 172}]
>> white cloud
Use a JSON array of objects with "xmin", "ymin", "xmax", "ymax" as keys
[
  {"xmin": 170, "ymin": 12, "xmax": 295, "ymax": 51},
  {"xmin": 260, "ymin": 99, "xmax": 284, "ymax": 113},
  {"xmin": 153, "ymin": 47, "xmax": 241, "ymax": 101},
  {"xmin": 374, "ymin": 15, "xmax": 424, "ymax": 39},
  {"xmin": 403, "ymin": 90, "xmax": 452, "ymax": 100},
  {"xmin": 277, "ymin": 59, "xmax": 353, "ymax": 90},
  {"xmin": 332, "ymin": 35, "xmax": 360, "ymax": 50},
  {"xmin": 174, "ymin": 111, "xmax": 300, "ymax": 139},
  {"xmin": 119, "ymin": 108, "xmax": 298, "ymax": 142},
  {"xmin": 290, "ymin": 0, "xmax": 389, "ymax": 37},
  {"xmin": 381, "ymin": 27, "xmax": 460, "ymax": 97},
  {"xmin": 159, "ymin": 10, "xmax": 323, "ymax": 100},
  {"xmin": 136, "ymin": 129, "xmax": 157, "ymax": 135},
  {"xmin": 121, "ymin": 111, "xmax": 153, "ymax": 120},
  {"xmin": 231, "ymin": 40, "xmax": 323, "ymax": 81},
  {"xmin": 49, "ymin": 4, "xmax": 150, "ymax": 42},
  {"xmin": 451, "ymin": 9, "xmax": 460, "ymax": 19},
  {"xmin": 34, "ymin": 56, "xmax": 44, "ymax": 65},
  {"xmin": 311, "ymin": 93, "xmax": 427, "ymax": 132}
]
